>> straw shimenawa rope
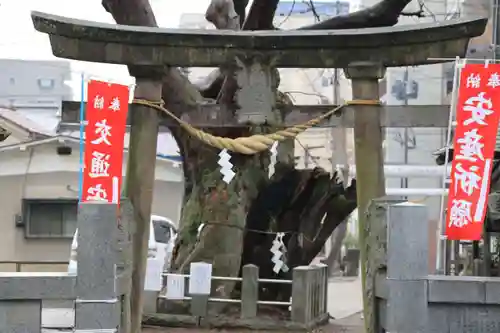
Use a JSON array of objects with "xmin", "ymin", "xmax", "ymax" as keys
[{"xmin": 132, "ymin": 99, "xmax": 381, "ymax": 155}]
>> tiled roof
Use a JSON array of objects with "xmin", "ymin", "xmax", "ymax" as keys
[
  {"xmin": 59, "ymin": 128, "xmax": 181, "ymax": 158},
  {"xmin": 0, "ymin": 106, "xmax": 182, "ymax": 161},
  {"xmin": 0, "ymin": 107, "xmax": 53, "ymax": 139}
]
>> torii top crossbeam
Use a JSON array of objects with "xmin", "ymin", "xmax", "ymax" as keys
[{"xmin": 31, "ymin": 11, "xmax": 487, "ymax": 69}]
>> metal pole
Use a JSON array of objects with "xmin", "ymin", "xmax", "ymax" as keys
[
  {"xmin": 493, "ymin": 0, "xmax": 499, "ymax": 62},
  {"xmin": 436, "ymin": 57, "xmax": 462, "ymax": 275},
  {"xmin": 483, "ymin": 0, "xmax": 500, "ymax": 276},
  {"xmin": 326, "ymin": 67, "xmax": 349, "ymax": 276}
]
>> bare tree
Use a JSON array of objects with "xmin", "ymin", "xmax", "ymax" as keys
[{"xmin": 100, "ymin": 0, "xmax": 415, "ymax": 331}]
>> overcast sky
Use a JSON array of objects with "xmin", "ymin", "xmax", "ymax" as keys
[{"xmin": 0, "ymin": 0, "xmax": 225, "ymax": 91}]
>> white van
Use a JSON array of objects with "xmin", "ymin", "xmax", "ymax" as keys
[{"xmin": 68, "ymin": 215, "xmax": 177, "ymax": 278}]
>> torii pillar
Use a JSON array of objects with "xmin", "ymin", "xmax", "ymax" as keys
[{"xmin": 344, "ymin": 63, "xmax": 386, "ymax": 331}]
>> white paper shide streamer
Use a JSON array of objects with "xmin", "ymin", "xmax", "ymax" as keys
[
  {"xmin": 268, "ymin": 141, "xmax": 279, "ymax": 178},
  {"xmin": 218, "ymin": 149, "xmax": 236, "ymax": 184},
  {"xmin": 270, "ymin": 232, "xmax": 289, "ymax": 274}
]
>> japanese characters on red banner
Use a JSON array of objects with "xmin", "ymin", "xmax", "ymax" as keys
[
  {"xmin": 446, "ymin": 64, "xmax": 500, "ymax": 240},
  {"xmin": 81, "ymin": 80, "xmax": 129, "ymax": 204}
]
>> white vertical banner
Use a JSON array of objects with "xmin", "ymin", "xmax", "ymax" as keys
[
  {"xmin": 189, "ymin": 262, "xmax": 212, "ymax": 295},
  {"xmin": 144, "ymin": 259, "xmax": 163, "ymax": 291},
  {"xmin": 166, "ymin": 274, "xmax": 185, "ymax": 300}
]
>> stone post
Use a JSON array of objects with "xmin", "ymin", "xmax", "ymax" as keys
[
  {"xmin": 291, "ymin": 266, "xmax": 312, "ymax": 324},
  {"xmin": 241, "ymin": 264, "xmax": 259, "ymax": 318},
  {"xmin": 343, "ymin": 62, "xmax": 386, "ymax": 333},
  {"xmin": 75, "ymin": 202, "xmax": 120, "ymax": 331},
  {"xmin": 118, "ymin": 198, "xmax": 135, "ymax": 333},
  {"xmin": 314, "ymin": 263, "xmax": 328, "ymax": 316},
  {"xmin": 386, "ymin": 202, "xmax": 429, "ymax": 333}
]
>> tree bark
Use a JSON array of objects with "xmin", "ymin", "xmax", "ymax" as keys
[{"xmin": 238, "ymin": 170, "xmax": 357, "ymax": 301}]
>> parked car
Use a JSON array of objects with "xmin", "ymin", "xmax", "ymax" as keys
[
  {"xmin": 68, "ymin": 214, "xmax": 177, "ymax": 279},
  {"xmin": 150, "ymin": 215, "xmax": 178, "ymax": 272}
]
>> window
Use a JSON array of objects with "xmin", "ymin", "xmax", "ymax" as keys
[
  {"xmin": 152, "ymin": 220, "xmax": 172, "ymax": 244},
  {"xmin": 23, "ymin": 199, "xmax": 77, "ymax": 238},
  {"xmin": 37, "ymin": 78, "xmax": 55, "ymax": 91}
]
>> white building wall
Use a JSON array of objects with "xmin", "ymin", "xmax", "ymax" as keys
[
  {"xmin": 0, "ymin": 142, "xmax": 184, "ymax": 262},
  {"xmin": 0, "ymin": 59, "xmax": 73, "ymax": 137}
]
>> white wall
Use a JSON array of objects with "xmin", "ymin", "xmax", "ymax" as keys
[
  {"xmin": 0, "ymin": 142, "xmax": 185, "ymax": 262},
  {"xmin": 0, "ymin": 141, "xmax": 183, "ymax": 183}
]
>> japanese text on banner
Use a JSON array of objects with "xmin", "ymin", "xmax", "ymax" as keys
[
  {"xmin": 446, "ymin": 64, "xmax": 500, "ymax": 241},
  {"xmin": 81, "ymin": 80, "xmax": 129, "ymax": 204}
]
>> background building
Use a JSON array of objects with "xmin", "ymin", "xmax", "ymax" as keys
[{"xmin": 0, "ymin": 59, "xmax": 183, "ymax": 268}]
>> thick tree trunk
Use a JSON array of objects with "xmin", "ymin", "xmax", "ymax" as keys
[
  {"xmin": 170, "ymin": 149, "xmax": 357, "ymax": 308},
  {"xmin": 171, "ymin": 142, "xmax": 271, "ymax": 302}
]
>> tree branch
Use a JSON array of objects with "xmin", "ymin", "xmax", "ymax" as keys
[
  {"xmin": 206, "ymin": 0, "xmax": 240, "ymax": 30},
  {"xmin": 233, "ymin": 0, "xmax": 250, "ymax": 27},
  {"xmin": 214, "ymin": 0, "xmax": 281, "ymax": 104},
  {"xmin": 242, "ymin": 0, "xmax": 280, "ymax": 30},
  {"xmin": 400, "ymin": 9, "xmax": 425, "ymax": 17},
  {"xmin": 298, "ymin": 0, "xmax": 413, "ymax": 30},
  {"xmin": 204, "ymin": 0, "xmax": 415, "ymax": 99},
  {"xmin": 102, "ymin": 0, "xmax": 203, "ymax": 202},
  {"xmin": 102, "ymin": 0, "xmax": 204, "ymax": 115},
  {"xmin": 401, "ymin": 0, "xmax": 426, "ymax": 18}
]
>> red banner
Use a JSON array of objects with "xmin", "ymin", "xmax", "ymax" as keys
[
  {"xmin": 81, "ymin": 80, "xmax": 129, "ymax": 204},
  {"xmin": 446, "ymin": 64, "xmax": 500, "ymax": 240}
]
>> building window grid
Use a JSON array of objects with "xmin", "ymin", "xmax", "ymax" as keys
[{"xmin": 23, "ymin": 199, "xmax": 77, "ymax": 239}]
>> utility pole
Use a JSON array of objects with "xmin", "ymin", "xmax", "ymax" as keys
[
  {"xmin": 325, "ymin": 67, "xmax": 349, "ymax": 275},
  {"xmin": 325, "ymin": 0, "xmax": 350, "ymax": 275},
  {"xmin": 494, "ymin": 0, "xmax": 499, "ymax": 62},
  {"xmin": 402, "ymin": 68, "xmax": 409, "ymax": 193}
]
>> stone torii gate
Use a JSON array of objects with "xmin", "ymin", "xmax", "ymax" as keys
[{"xmin": 31, "ymin": 11, "xmax": 486, "ymax": 332}]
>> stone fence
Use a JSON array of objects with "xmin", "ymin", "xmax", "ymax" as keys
[
  {"xmin": 149, "ymin": 264, "xmax": 329, "ymax": 330},
  {"xmin": 378, "ymin": 201, "xmax": 500, "ymax": 333},
  {"xmin": 0, "ymin": 200, "xmax": 329, "ymax": 332},
  {"xmin": 0, "ymin": 203, "xmax": 126, "ymax": 332}
]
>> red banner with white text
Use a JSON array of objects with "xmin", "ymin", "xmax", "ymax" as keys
[
  {"xmin": 446, "ymin": 64, "xmax": 500, "ymax": 240},
  {"xmin": 81, "ymin": 80, "xmax": 129, "ymax": 204}
]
